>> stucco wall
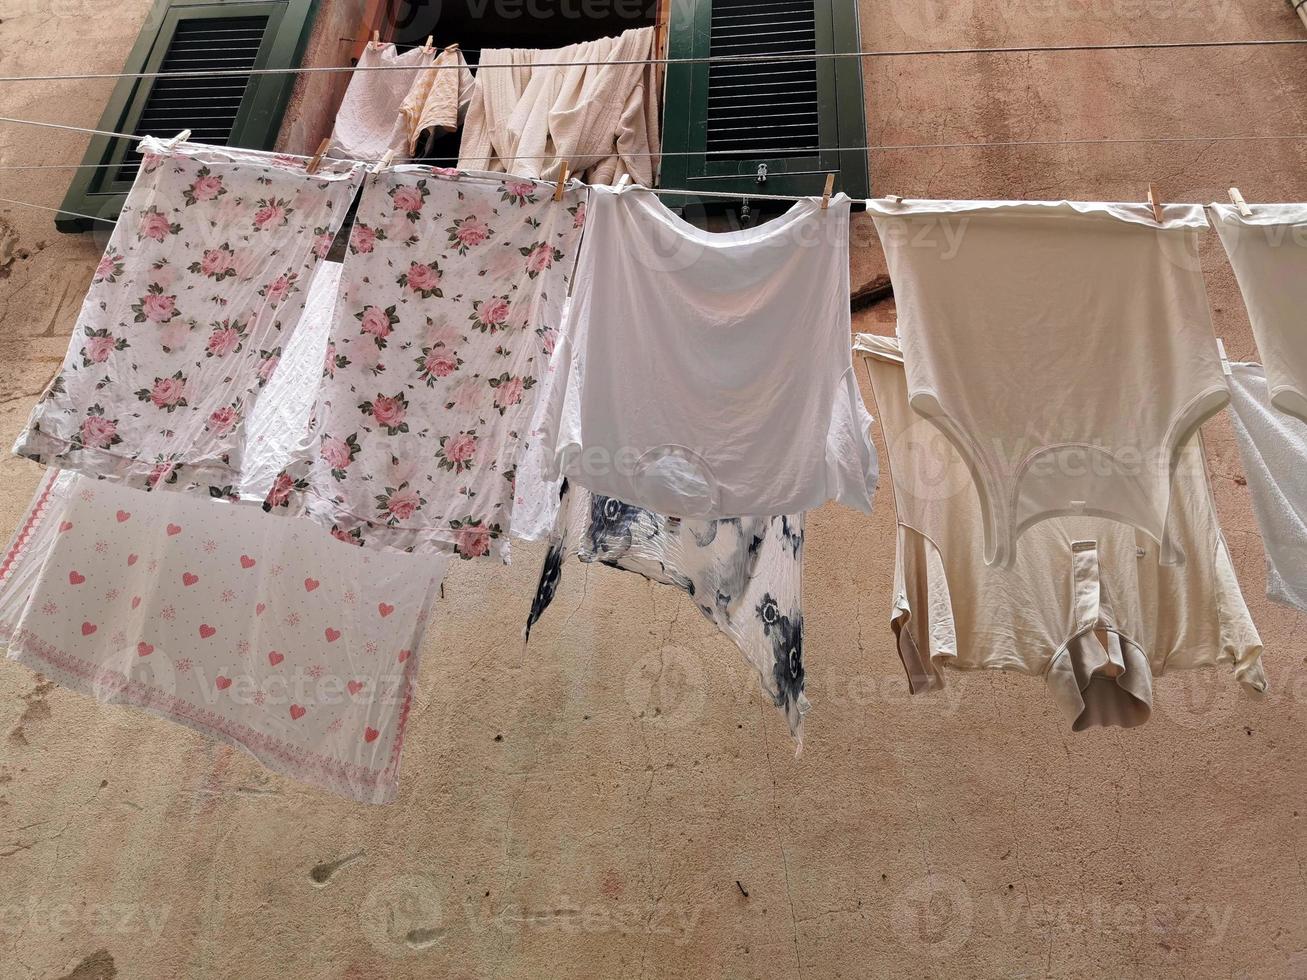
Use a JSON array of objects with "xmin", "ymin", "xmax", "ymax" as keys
[{"xmin": 1, "ymin": 1, "xmax": 1307, "ymax": 978}]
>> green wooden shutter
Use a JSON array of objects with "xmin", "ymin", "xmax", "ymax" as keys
[
  {"xmin": 55, "ymin": 0, "xmax": 317, "ymax": 233},
  {"xmin": 660, "ymin": 0, "xmax": 868, "ymax": 200}
]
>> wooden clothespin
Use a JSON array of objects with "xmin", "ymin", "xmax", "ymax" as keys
[
  {"xmin": 820, "ymin": 173, "xmax": 835, "ymax": 210},
  {"xmin": 305, "ymin": 137, "xmax": 330, "ymax": 175},
  {"xmin": 371, "ymin": 149, "xmax": 395, "ymax": 177},
  {"xmin": 166, "ymin": 129, "xmax": 192, "ymax": 152},
  {"xmin": 553, "ymin": 160, "xmax": 570, "ymax": 201},
  {"xmin": 886, "ymin": 194, "xmax": 905, "ymax": 204},
  {"xmin": 1228, "ymin": 187, "xmax": 1252, "ymax": 217},
  {"xmin": 422, "ymin": 35, "xmax": 434, "ymax": 54},
  {"xmin": 371, "ymin": 30, "xmax": 380, "ymax": 49},
  {"xmin": 1147, "ymin": 183, "xmax": 1164, "ymax": 224}
]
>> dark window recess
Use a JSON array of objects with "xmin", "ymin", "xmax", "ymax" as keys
[
  {"xmin": 386, "ymin": 0, "xmax": 656, "ymax": 168},
  {"xmin": 115, "ymin": 17, "xmax": 269, "ymax": 181},
  {"xmin": 704, "ymin": 0, "xmax": 819, "ymax": 162},
  {"xmin": 661, "ymin": 0, "xmax": 868, "ymax": 202}
]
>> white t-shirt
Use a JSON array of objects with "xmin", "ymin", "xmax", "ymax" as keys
[{"xmin": 534, "ymin": 185, "xmax": 878, "ymax": 519}]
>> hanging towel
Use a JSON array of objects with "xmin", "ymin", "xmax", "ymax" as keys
[
  {"xmin": 456, "ymin": 49, "xmax": 537, "ymax": 175},
  {"xmin": 328, "ymin": 42, "xmax": 434, "ymax": 162},
  {"xmin": 457, "ymin": 27, "xmax": 661, "ymax": 185},
  {"xmin": 1210, "ymin": 204, "xmax": 1307, "ymax": 423},
  {"xmin": 533, "ymin": 185, "xmax": 877, "ymax": 519},
  {"xmin": 524, "ymin": 481, "xmax": 809, "ymax": 746},
  {"xmin": 0, "ymin": 470, "xmax": 447, "ymax": 804},
  {"xmin": 857, "ymin": 332, "xmax": 1266, "ymax": 730},
  {"xmin": 397, "ymin": 45, "xmax": 476, "ymax": 156},
  {"xmin": 12, "ymin": 139, "xmax": 366, "ymax": 498},
  {"xmin": 262, "ymin": 167, "xmax": 586, "ymax": 559},
  {"xmin": 1225, "ymin": 361, "xmax": 1307, "ymax": 614}
]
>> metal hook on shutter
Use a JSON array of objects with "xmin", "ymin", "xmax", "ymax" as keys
[
  {"xmin": 739, "ymin": 196, "xmax": 753, "ymax": 227},
  {"xmin": 755, "ymin": 164, "xmax": 768, "ymax": 185}
]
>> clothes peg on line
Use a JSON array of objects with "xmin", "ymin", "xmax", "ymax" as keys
[
  {"xmin": 165, "ymin": 129, "xmax": 191, "ymax": 152},
  {"xmin": 1229, "ymin": 187, "xmax": 1252, "ymax": 217},
  {"xmin": 1147, "ymin": 183, "xmax": 1164, "ymax": 224},
  {"xmin": 616, "ymin": 174, "xmax": 632, "ymax": 190},
  {"xmin": 820, "ymin": 173, "xmax": 835, "ymax": 210},
  {"xmin": 305, "ymin": 138, "xmax": 330, "ymax": 175},
  {"xmin": 371, "ymin": 149, "xmax": 395, "ymax": 177},
  {"xmin": 371, "ymin": 30, "xmax": 380, "ymax": 48},
  {"xmin": 422, "ymin": 35, "xmax": 434, "ymax": 54},
  {"xmin": 554, "ymin": 161, "xmax": 570, "ymax": 201}
]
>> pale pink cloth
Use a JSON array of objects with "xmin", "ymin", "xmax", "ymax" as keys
[{"xmin": 0, "ymin": 470, "xmax": 447, "ymax": 803}]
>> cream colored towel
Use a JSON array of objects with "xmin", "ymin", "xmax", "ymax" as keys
[
  {"xmin": 457, "ymin": 27, "xmax": 660, "ymax": 185},
  {"xmin": 329, "ymin": 42, "xmax": 434, "ymax": 162},
  {"xmin": 397, "ymin": 45, "xmax": 477, "ymax": 156},
  {"xmin": 457, "ymin": 48, "xmax": 535, "ymax": 173}
]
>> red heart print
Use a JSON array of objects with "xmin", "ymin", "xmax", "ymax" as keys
[
  {"xmin": 324, "ymin": 627, "xmax": 341, "ymax": 643},
  {"xmin": 268, "ymin": 651, "xmax": 284, "ymax": 666},
  {"xmin": 127, "ymin": 553, "xmax": 138, "ymax": 566},
  {"xmin": 289, "ymin": 704, "xmax": 306, "ymax": 721},
  {"xmin": 116, "ymin": 510, "xmax": 131, "ymax": 523},
  {"xmin": 68, "ymin": 570, "xmax": 86, "ymax": 585},
  {"xmin": 130, "ymin": 596, "xmax": 141, "ymax": 609},
  {"xmin": 182, "ymin": 572, "xmax": 199, "ymax": 587},
  {"xmin": 347, "ymin": 680, "xmax": 365, "ymax": 695},
  {"xmin": 59, "ymin": 521, "xmax": 73, "ymax": 533},
  {"xmin": 137, "ymin": 642, "xmax": 153, "ymax": 657},
  {"xmin": 81, "ymin": 621, "xmax": 97, "ymax": 636},
  {"xmin": 304, "ymin": 577, "xmax": 320, "ymax": 593},
  {"xmin": 215, "ymin": 676, "xmax": 232, "ymax": 691},
  {"xmin": 166, "ymin": 523, "xmax": 182, "ymax": 536},
  {"xmin": 199, "ymin": 624, "xmax": 216, "ymax": 639},
  {"xmin": 240, "ymin": 555, "xmax": 256, "ymax": 569},
  {"xmin": 363, "ymin": 727, "xmax": 380, "ymax": 743},
  {"xmin": 256, "ymin": 602, "xmax": 267, "ymax": 616},
  {"xmin": 378, "ymin": 602, "xmax": 395, "ymax": 618},
  {"xmin": 397, "ymin": 649, "xmax": 411, "ymax": 663}
]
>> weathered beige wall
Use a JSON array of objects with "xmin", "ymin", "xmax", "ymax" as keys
[{"xmin": 2, "ymin": 1, "xmax": 1307, "ymax": 978}]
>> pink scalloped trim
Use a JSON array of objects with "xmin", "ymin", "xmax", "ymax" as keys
[{"xmin": 0, "ymin": 470, "xmax": 59, "ymax": 584}]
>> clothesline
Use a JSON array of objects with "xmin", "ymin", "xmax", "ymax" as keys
[
  {"xmin": 2, "ymin": 118, "xmax": 1305, "ymax": 223},
  {"xmin": 2, "ymin": 115, "xmax": 1305, "ymax": 167},
  {"xmin": 0, "ymin": 37, "xmax": 1305, "ymax": 82}
]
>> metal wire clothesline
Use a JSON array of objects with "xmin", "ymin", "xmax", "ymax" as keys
[
  {"xmin": 0, "ymin": 113, "xmax": 1305, "ymax": 217},
  {"xmin": 0, "ymin": 31, "xmax": 1304, "ymax": 213},
  {"xmin": 0, "ymin": 36, "xmax": 1305, "ymax": 82}
]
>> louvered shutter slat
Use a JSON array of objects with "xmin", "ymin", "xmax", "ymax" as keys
[
  {"xmin": 705, "ymin": 0, "xmax": 820, "ymax": 161},
  {"xmin": 116, "ymin": 15, "xmax": 269, "ymax": 178}
]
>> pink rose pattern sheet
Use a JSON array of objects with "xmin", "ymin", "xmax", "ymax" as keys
[
  {"xmin": 264, "ymin": 168, "xmax": 585, "ymax": 560},
  {"xmin": 13, "ymin": 139, "xmax": 366, "ymax": 499},
  {"xmin": 0, "ymin": 470, "xmax": 447, "ymax": 803}
]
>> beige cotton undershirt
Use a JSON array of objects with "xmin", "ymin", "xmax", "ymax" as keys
[
  {"xmin": 866, "ymin": 199, "xmax": 1230, "ymax": 569},
  {"xmin": 856, "ymin": 332, "xmax": 1266, "ymax": 731}
]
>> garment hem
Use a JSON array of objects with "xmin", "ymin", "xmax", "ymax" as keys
[{"xmin": 0, "ymin": 623, "xmax": 407, "ymax": 805}]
